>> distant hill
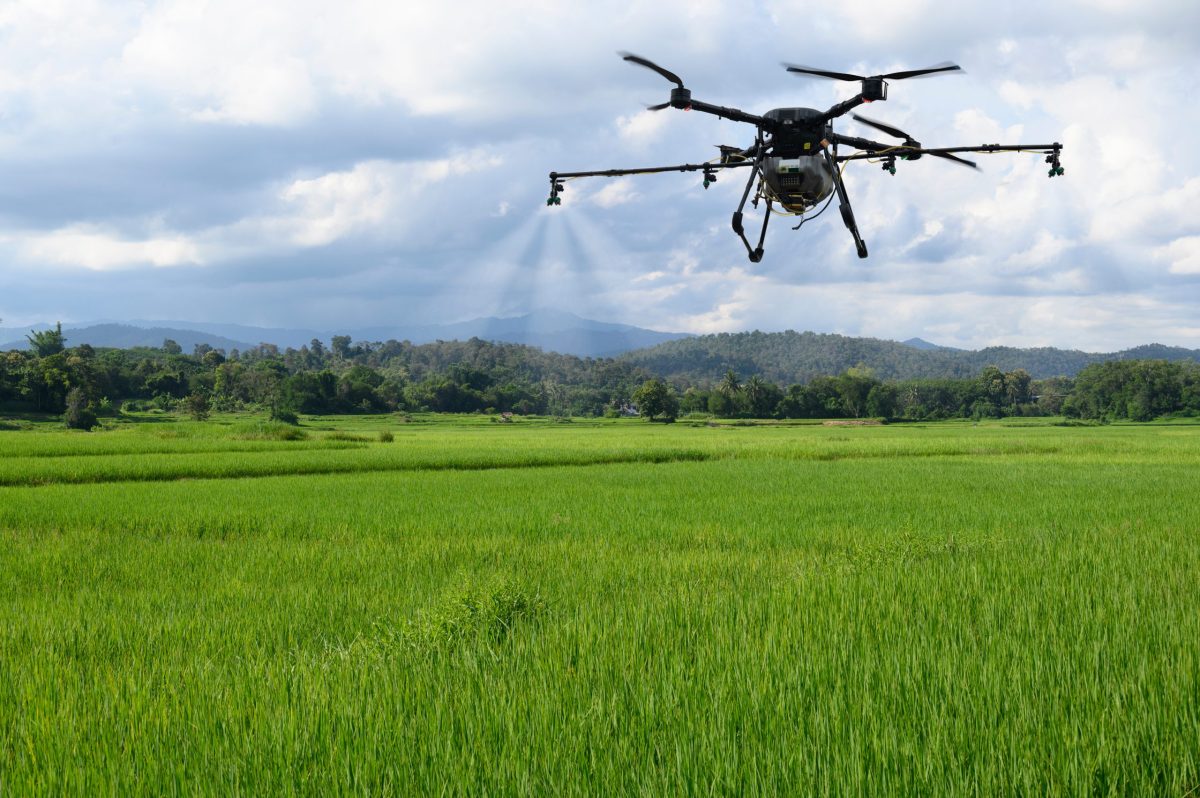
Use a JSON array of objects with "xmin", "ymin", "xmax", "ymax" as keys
[
  {"xmin": 619, "ymin": 330, "xmax": 1200, "ymax": 384},
  {"xmin": 96, "ymin": 310, "xmax": 693, "ymax": 358},
  {"xmin": 902, "ymin": 337, "xmax": 961, "ymax": 352},
  {"xmin": 1, "ymin": 324, "xmax": 252, "ymax": 353},
  {"xmin": 392, "ymin": 310, "xmax": 692, "ymax": 357}
]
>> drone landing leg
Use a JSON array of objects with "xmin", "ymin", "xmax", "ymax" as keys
[
  {"xmin": 731, "ymin": 153, "xmax": 767, "ymax": 262},
  {"xmin": 750, "ymin": 200, "xmax": 772, "ymax": 262},
  {"xmin": 824, "ymin": 149, "xmax": 869, "ymax": 259}
]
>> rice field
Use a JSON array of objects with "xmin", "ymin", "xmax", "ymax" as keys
[{"xmin": 2, "ymin": 413, "xmax": 1199, "ymax": 795}]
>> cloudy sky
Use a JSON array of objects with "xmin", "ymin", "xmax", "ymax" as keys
[{"xmin": 0, "ymin": 0, "xmax": 1197, "ymax": 350}]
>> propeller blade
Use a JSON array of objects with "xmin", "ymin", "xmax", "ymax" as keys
[
  {"xmin": 928, "ymin": 151, "xmax": 979, "ymax": 169},
  {"xmin": 783, "ymin": 63, "xmax": 864, "ymax": 82},
  {"xmin": 880, "ymin": 62, "xmax": 962, "ymax": 80},
  {"xmin": 619, "ymin": 52, "xmax": 684, "ymax": 88},
  {"xmin": 645, "ymin": 102, "xmax": 671, "ymax": 111},
  {"xmin": 851, "ymin": 114, "xmax": 913, "ymax": 142}
]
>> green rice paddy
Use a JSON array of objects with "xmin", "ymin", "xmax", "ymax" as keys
[{"xmin": 2, "ymin": 414, "xmax": 1198, "ymax": 794}]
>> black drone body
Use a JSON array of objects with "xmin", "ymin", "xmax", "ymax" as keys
[{"xmin": 547, "ymin": 54, "xmax": 1064, "ymax": 262}]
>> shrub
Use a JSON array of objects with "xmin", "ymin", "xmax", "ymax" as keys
[
  {"xmin": 269, "ymin": 403, "xmax": 299, "ymax": 425},
  {"xmin": 96, "ymin": 397, "xmax": 120, "ymax": 417},
  {"xmin": 324, "ymin": 431, "xmax": 370, "ymax": 442},
  {"xmin": 230, "ymin": 421, "xmax": 308, "ymax": 441},
  {"xmin": 379, "ymin": 430, "xmax": 394, "ymax": 443},
  {"xmin": 181, "ymin": 392, "xmax": 211, "ymax": 421},
  {"xmin": 64, "ymin": 388, "xmax": 98, "ymax": 430}
]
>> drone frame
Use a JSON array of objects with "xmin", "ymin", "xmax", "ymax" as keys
[{"xmin": 547, "ymin": 53, "xmax": 1064, "ymax": 262}]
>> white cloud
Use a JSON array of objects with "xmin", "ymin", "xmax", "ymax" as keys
[
  {"xmin": 10, "ymin": 150, "xmax": 503, "ymax": 269},
  {"xmin": 121, "ymin": 2, "xmax": 317, "ymax": 125},
  {"xmin": 1157, "ymin": 237, "xmax": 1200, "ymax": 275},
  {"xmin": 1007, "ymin": 231, "xmax": 1071, "ymax": 268},
  {"xmin": 590, "ymin": 178, "xmax": 640, "ymax": 209},
  {"xmin": 617, "ymin": 109, "xmax": 671, "ymax": 148},
  {"xmin": 633, "ymin": 270, "xmax": 667, "ymax": 283},
  {"xmin": 19, "ymin": 227, "xmax": 202, "ymax": 270},
  {"xmin": 217, "ymin": 150, "xmax": 503, "ymax": 251}
]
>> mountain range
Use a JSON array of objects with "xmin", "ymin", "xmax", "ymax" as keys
[
  {"xmin": 4, "ymin": 314, "xmax": 1198, "ymax": 382},
  {"xmin": 0, "ymin": 310, "xmax": 691, "ymax": 359}
]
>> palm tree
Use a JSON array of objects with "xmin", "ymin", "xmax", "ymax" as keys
[
  {"xmin": 718, "ymin": 369, "xmax": 741, "ymax": 397},
  {"xmin": 744, "ymin": 375, "xmax": 767, "ymax": 414}
]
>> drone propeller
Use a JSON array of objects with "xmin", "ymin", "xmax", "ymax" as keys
[
  {"xmin": 715, "ymin": 144, "xmax": 750, "ymax": 164},
  {"xmin": 620, "ymin": 51, "xmax": 694, "ymax": 112},
  {"xmin": 619, "ymin": 52, "xmax": 684, "ymax": 88},
  {"xmin": 784, "ymin": 61, "xmax": 962, "ymax": 81},
  {"xmin": 852, "ymin": 113, "xmax": 979, "ymax": 169},
  {"xmin": 851, "ymin": 114, "xmax": 911, "ymax": 141}
]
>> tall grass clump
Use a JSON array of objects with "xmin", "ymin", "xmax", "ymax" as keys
[{"xmin": 230, "ymin": 420, "xmax": 308, "ymax": 441}]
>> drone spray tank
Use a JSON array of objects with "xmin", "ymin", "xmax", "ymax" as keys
[{"xmin": 759, "ymin": 108, "xmax": 835, "ymax": 213}]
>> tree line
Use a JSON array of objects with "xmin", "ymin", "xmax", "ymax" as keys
[
  {"xmin": 620, "ymin": 329, "xmax": 1200, "ymax": 384},
  {"xmin": 1, "ymin": 325, "xmax": 654, "ymax": 424},
  {"xmin": 635, "ymin": 359, "xmax": 1199, "ymax": 422},
  {"xmin": 2, "ymin": 324, "xmax": 1197, "ymax": 427}
]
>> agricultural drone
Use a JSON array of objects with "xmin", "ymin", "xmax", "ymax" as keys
[{"xmin": 547, "ymin": 53, "xmax": 1064, "ymax": 261}]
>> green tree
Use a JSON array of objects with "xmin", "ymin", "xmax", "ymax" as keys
[
  {"xmin": 1005, "ymin": 368, "xmax": 1033, "ymax": 408},
  {"xmin": 338, "ymin": 365, "xmax": 386, "ymax": 411},
  {"xmin": 743, "ymin": 375, "xmax": 783, "ymax": 417},
  {"xmin": 707, "ymin": 390, "xmax": 736, "ymax": 418},
  {"xmin": 836, "ymin": 367, "xmax": 878, "ymax": 418},
  {"xmin": 23, "ymin": 353, "xmax": 71, "ymax": 411},
  {"xmin": 718, "ymin": 369, "xmax": 742, "ymax": 397},
  {"xmin": 679, "ymin": 386, "xmax": 710, "ymax": 414},
  {"xmin": 777, "ymin": 384, "xmax": 819, "ymax": 419},
  {"xmin": 979, "ymin": 365, "xmax": 1006, "ymax": 405},
  {"xmin": 331, "ymin": 335, "xmax": 353, "ymax": 360},
  {"xmin": 27, "ymin": 322, "xmax": 66, "ymax": 357},
  {"xmin": 632, "ymin": 377, "xmax": 679, "ymax": 422},
  {"xmin": 866, "ymin": 383, "xmax": 898, "ymax": 418}
]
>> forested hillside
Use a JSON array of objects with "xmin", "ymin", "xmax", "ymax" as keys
[
  {"xmin": 2, "ymin": 324, "xmax": 1198, "ymax": 425},
  {"xmin": 619, "ymin": 331, "xmax": 1200, "ymax": 384}
]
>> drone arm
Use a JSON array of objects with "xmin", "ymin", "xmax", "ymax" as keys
[
  {"xmin": 549, "ymin": 161, "xmax": 753, "ymax": 180},
  {"xmin": 826, "ymin": 131, "xmax": 897, "ymax": 153},
  {"xmin": 683, "ymin": 98, "xmax": 772, "ymax": 129},
  {"xmin": 818, "ymin": 95, "xmax": 869, "ymax": 125},
  {"xmin": 836, "ymin": 142, "xmax": 1064, "ymax": 161},
  {"xmin": 546, "ymin": 160, "xmax": 753, "ymax": 205}
]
